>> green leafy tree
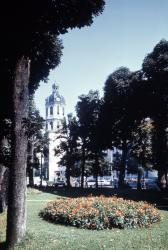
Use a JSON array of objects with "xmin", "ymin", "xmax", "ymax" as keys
[
  {"xmin": 128, "ymin": 118, "xmax": 154, "ymax": 189},
  {"xmin": 76, "ymin": 94, "xmax": 92, "ymax": 188},
  {"xmin": 55, "ymin": 115, "xmax": 79, "ymax": 187},
  {"xmin": 83, "ymin": 91, "xmax": 106, "ymax": 188},
  {"xmin": 142, "ymin": 39, "xmax": 168, "ymax": 189},
  {"xmin": 76, "ymin": 90, "xmax": 107, "ymax": 188},
  {"xmin": 103, "ymin": 67, "xmax": 138, "ymax": 187},
  {"xmin": 0, "ymin": 1, "xmax": 105, "ymax": 247},
  {"xmin": 26, "ymin": 96, "xmax": 44, "ymax": 187},
  {"xmin": 2, "ymin": 34, "xmax": 62, "ymax": 250},
  {"xmin": 129, "ymin": 119, "xmax": 153, "ymax": 166},
  {"xmin": 102, "ymin": 40, "xmax": 168, "ymax": 191}
]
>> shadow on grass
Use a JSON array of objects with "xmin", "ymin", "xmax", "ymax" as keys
[
  {"xmin": 36, "ymin": 186, "xmax": 168, "ymax": 211},
  {"xmin": 0, "ymin": 241, "xmax": 6, "ymax": 250}
]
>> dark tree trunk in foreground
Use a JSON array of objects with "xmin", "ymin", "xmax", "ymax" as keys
[
  {"xmin": 118, "ymin": 141, "xmax": 127, "ymax": 188},
  {"xmin": 6, "ymin": 57, "xmax": 30, "ymax": 249}
]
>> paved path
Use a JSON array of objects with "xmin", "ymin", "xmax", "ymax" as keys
[{"xmin": 27, "ymin": 199, "xmax": 55, "ymax": 202}]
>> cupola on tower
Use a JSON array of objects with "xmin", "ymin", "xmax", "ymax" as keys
[{"xmin": 45, "ymin": 83, "xmax": 65, "ymax": 132}]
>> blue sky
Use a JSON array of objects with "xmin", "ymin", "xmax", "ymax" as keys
[{"xmin": 35, "ymin": 0, "xmax": 168, "ymax": 117}]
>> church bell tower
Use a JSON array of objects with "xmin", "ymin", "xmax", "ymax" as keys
[{"xmin": 45, "ymin": 83, "xmax": 66, "ymax": 181}]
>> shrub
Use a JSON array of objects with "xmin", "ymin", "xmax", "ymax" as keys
[{"xmin": 39, "ymin": 195, "xmax": 161, "ymax": 230}]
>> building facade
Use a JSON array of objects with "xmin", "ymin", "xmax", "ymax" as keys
[{"xmin": 44, "ymin": 84, "xmax": 66, "ymax": 182}]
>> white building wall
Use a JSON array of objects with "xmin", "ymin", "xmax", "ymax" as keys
[{"xmin": 48, "ymin": 132, "xmax": 66, "ymax": 181}]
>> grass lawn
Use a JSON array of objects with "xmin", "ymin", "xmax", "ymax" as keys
[{"xmin": 0, "ymin": 188, "xmax": 168, "ymax": 250}]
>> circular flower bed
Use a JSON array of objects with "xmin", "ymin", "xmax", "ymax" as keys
[{"xmin": 39, "ymin": 195, "xmax": 161, "ymax": 230}]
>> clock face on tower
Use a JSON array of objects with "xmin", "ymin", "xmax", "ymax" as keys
[{"xmin": 56, "ymin": 97, "xmax": 60, "ymax": 101}]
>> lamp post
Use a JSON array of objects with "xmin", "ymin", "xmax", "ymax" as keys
[{"xmin": 40, "ymin": 148, "xmax": 44, "ymax": 186}]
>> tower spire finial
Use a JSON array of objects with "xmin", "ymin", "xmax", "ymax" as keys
[{"xmin": 52, "ymin": 82, "xmax": 59, "ymax": 93}]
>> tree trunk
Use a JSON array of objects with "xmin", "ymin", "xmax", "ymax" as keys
[
  {"xmin": 166, "ymin": 169, "xmax": 168, "ymax": 187},
  {"xmin": 118, "ymin": 141, "xmax": 127, "ymax": 188},
  {"xmin": 153, "ymin": 120, "xmax": 167, "ymax": 190},
  {"xmin": 40, "ymin": 152, "xmax": 43, "ymax": 186},
  {"xmin": 94, "ymin": 154, "xmax": 99, "ymax": 189},
  {"xmin": 6, "ymin": 57, "xmax": 30, "ymax": 249},
  {"xmin": 158, "ymin": 169, "xmax": 167, "ymax": 189},
  {"xmin": 0, "ymin": 165, "xmax": 9, "ymax": 213},
  {"xmin": 0, "ymin": 136, "xmax": 9, "ymax": 213},
  {"xmin": 137, "ymin": 165, "xmax": 143, "ymax": 191},
  {"xmin": 66, "ymin": 163, "xmax": 71, "ymax": 188},
  {"xmin": 28, "ymin": 168, "xmax": 34, "ymax": 187},
  {"xmin": 137, "ymin": 173, "xmax": 142, "ymax": 190},
  {"xmin": 81, "ymin": 145, "xmax": 86, "ymax": 189},
  {"xmin": 27, "ymin": 139, "xmax": 34, "ymax": 187},
  {"xmin": 95, "ymin": 174, "xmax": 98, "ymax": 189}
]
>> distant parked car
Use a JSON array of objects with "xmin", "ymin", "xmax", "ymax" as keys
[
  {"xmin": 46, "ymin": 181, "xmax": 55, "ymax": 187},
  {"xmin": 87, "ymin": 178, "xmax": 112, "ymax": 188},
  {"xmin": 87, "ymin": 179, "xmax": 96, "ymax": 188},
  {"xmin": 46, "ymin": 180, "xmax": 66, "ymax": 187},
  {"xmin": 145, "ymin": 178, "xmax": 159, "ymax": 190},
  {"xmin": 54, "ymin": 180, "xmax": 66, "ymax": 187},
  {"xmin": 126, "ymin": 177, "xmax": 159, "ymax": 190},
  {"xmin": 127, "ymin": 179, "xmax": 138, "ymax": 189},
  {"xmin": 98, "ymin": 178, "xmax": 112, "ymax": 186}
]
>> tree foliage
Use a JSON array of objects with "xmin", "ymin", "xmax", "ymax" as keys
[
  {"xmin": 0, "ymin": 1, "xmax": 105, "ymax": 247},
  {"xmin": 55, "ymin": 115, "xmax": 79, "ymax": 186},
  {"xmin": 102, "ymin": 40, "xmax": 168, "ymax": 189}
]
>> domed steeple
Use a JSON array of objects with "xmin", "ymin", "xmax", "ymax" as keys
[
  {"xmin": 46, "ymin": 83, "xmax": 65, "ymax": 106},
  {"xmin": 45, "ymin": 83, "xmax": 66, "ymax": 132}
]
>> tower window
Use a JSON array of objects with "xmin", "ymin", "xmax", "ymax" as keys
[
  {"xmin": 46, "ymin": 123, "xmax": 48, "ymax": 130},
  {"xmin": 57, "ymin": 105, "xmax": 59, "ymax": 115},
  {"xmin": 50, "ymin": 106, "xmax": 53, "ymax": 115},
  {"xmin": 50, "ymin": 122, "xmax": 53, "ymax": 130},
  {"xmin": 46, "ymin": 108, "xmax": 48, "ymax": 117}
]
